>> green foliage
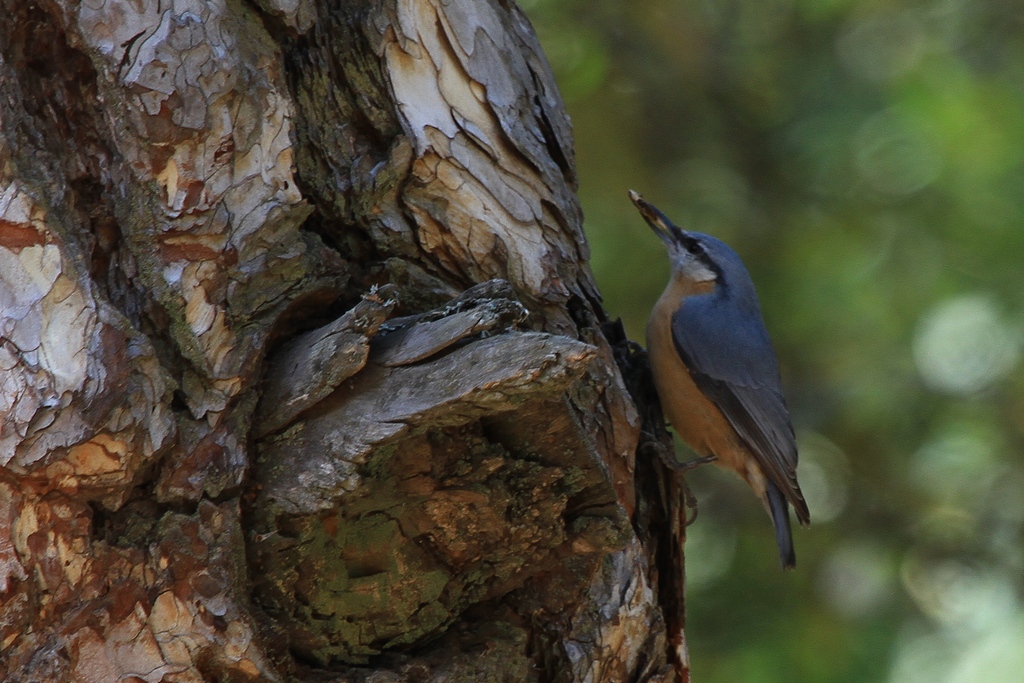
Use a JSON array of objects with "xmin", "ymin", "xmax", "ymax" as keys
[{"xmin": 526, "ymin": 1, "xmax": 1024, "ymax": 680}]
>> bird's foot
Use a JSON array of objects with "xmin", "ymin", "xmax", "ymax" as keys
[
  {"xmin": 682, "ymin": 479, "xmax": 700, "ymax": 526},
  {"xmin": 649, "ymin": 447, "xmax": 716, "ymax": 475},
  {"xmin": 638, "ymin": 436, "xmax": 712, "ymax": 526},
  {"xmin": 678, "ymin": 456, "xmax": 715, "ymax": 525},
  {"xmin": 679, "ymin": 454, "xmax": 716, "ymax": 473}
]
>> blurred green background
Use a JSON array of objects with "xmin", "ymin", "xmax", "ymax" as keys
[{"xmin": 524, "ymin": 1, "xmax": 1024, "ymax": 681}]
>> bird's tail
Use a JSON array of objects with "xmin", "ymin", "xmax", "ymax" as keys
[{"xmin": 766, "ymin": 480, "xmax": 796, "ymax": 569}]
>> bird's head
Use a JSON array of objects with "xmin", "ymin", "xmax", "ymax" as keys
[{"xmin": 629, "ymin": 190, "xmax": 718, "ymax": 284}]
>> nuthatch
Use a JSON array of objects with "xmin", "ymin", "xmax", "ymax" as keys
[{"xmin": 629, "ymin": 190, "xmax": 810, "ymax": 569}]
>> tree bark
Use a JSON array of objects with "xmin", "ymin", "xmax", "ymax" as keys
[{"xmin": 0, "ymin": 1, "xmax": 688, "ymax": 681}]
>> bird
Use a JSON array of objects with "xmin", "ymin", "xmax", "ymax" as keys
[{"xmin": 629, "ymin": 190, "xmax": 809, "ymax": 569}]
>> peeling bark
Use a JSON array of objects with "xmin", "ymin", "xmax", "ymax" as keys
[
  {"xmin": 0, "ymin": 1, "xmax": 687, "ymax": 681},
  {"xmin": 256, "ymin": 287, "xmax": 396, "ymax": 438}
]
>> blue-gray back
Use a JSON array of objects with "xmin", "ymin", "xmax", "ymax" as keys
[{"xmin": 670, "ymin": 232, "xmax": 809, "ymax": 522}]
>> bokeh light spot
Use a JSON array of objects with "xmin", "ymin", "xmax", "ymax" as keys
[
  {"xmin": 895, "ymin": 558, "xmax": 1024, "ymax": 683},
  {"xmin": 948, "ymin": 614, "xmax": 1024, "ymax": 683},
  {"xmin": 817, "ymin": 542, "xmax": 894, "ymax": 619},
  {"xmin": 912, "ymin": 294, "xmax": 1021, "ymax": 394},
  {"xmin": 888, "ymin": 631, "xmax": 952, "ymax": 683},
  {"xmin": 901, "ymin": 557, "xmax": 1018, "ymax": 631},
  {"xmin": 796, "ymin": 430, "xmax": 849, "ymax": 524},
  {"xmin": 837, "ymin": 9, "xmax": 926, "ymax": 83},
  {"xmin": 910, "ymin": 423, "xmax": 999, "ymax": 505},
  {"xmin": 855, "ymin": 110, "xmax": 942, "ymax": 195}
]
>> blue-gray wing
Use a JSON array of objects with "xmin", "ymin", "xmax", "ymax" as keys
[{"xmin": 671, "ymin": 293, "xmax": 809, "ymax": 524}]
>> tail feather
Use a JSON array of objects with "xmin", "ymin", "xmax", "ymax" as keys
[{"xmin": 766, "ymin": 480, "xmax": 796, "ymax": 569}]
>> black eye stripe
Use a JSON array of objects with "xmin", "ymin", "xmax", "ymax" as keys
[
  {"xmin": 681, "ymin": 235, "xmax": 706, "ymax": 257},
  {"xmin": 681, "ymin": 237, "xmax": 720, "ymax": 276}
]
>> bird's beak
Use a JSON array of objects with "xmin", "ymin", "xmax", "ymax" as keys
[{"xmin": 628, "ymin": 190, "xmax": 685, "ymax": 244}]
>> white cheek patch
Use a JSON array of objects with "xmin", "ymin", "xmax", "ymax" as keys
[
  {"xmin": 672, "ymin": 248, "xmax": 716, "ymax": 282},
  {"xmin": 689, "ymin": 261, "xmax": 717, "ymax": 282}
]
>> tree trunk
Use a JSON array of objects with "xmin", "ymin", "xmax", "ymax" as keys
[{"xmin": 0, "ymin": 1, "xmax": 688, "ymax": 681}]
